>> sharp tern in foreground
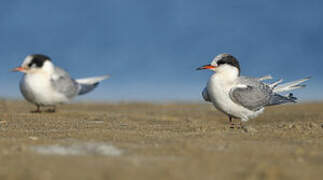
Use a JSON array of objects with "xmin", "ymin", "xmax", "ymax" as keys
[
  {"xmin": 13, "ymin": 54, "xmax": 110, "ymax": 113},
  {"xmin": 197, "ymin": 53, "xmax": 310, "ymax": 127}
]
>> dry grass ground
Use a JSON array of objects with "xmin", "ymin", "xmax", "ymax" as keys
[{"xmin": 0, "ymin": 100, "xmax": 322, "ymax": 180}]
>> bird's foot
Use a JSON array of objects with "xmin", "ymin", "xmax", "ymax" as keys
[
  {"xmin": 31, "ymin": 110, "xmax": 42, "ymax": 113},
  {"xmin": 45, "ymin": 108, "xmax": 56, "ymax": 113},
  {"xmin": 229, "ymin": 123, "xmax": 244, "ymax": 129}
]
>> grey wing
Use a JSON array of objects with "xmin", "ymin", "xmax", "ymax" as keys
[
  {"xmin": 50, "ymin": 67, "xmax": 80, "ymax": 98},
  {"xmin": 202, "ymin": 87, "xmax": 211, "ymax": 102},
  {"xmin": 229, "ymin": 77, "xmax": 272, "ymax": 111}
]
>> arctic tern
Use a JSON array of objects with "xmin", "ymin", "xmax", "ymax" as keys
[
  {"xmin": 197, "ymin": 53, "xmax": 310, "ymax": 127},
  {"xmin": 13, "ymin": 54, "xmax": 109, "ymax": 112}
]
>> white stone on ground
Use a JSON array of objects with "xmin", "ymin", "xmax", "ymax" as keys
[{"xmin": 30, "ymin": 143, "xmax": 122, "ymax": 156}]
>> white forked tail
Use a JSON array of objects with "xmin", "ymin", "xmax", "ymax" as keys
[
  {"xmin": 272, "ymin": 77, "xmax": 311, "ymax": 93},
  {"xmin": 76, "ymin": 74, "xmax": 110, "ymax": 95},
  {"xmin": 76, "ymin": 75, "xmax": 110, "ymax": 84}
]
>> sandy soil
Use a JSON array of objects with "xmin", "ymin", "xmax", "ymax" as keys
[{"xmin": 0, "ymin": 100, "xmax": 322, "ymax": 180}]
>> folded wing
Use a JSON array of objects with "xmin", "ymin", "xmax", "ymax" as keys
[
  {"xmin": 229, "ymin": 76, "xmax": 306, "ymax": 111},
  {"xmin": 50, "ymin": 67, "xmax": 110, "ymax": 97},
  {"xmin": 202, "ymin": 87, "xmax": 211, "ymax": 102},
  {"xmin": 50, "ymin": 67, "xmax": 79, "ymax": 98},
  {"xmin": 229, "ymin": 83, "xmax": 272, "ymax": 111}
]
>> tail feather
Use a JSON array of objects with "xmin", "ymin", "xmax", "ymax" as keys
[
  {"xmin": 272, "ymin": 76, "xmax": 310, "ymax": 93},
  {"xmin": 267, "ymin": 93, "xmax": 297, "ymax": 106},
  {"xmin": 269, "ymin": 79, "xmax": 283, "ymax": 89},
  {"xmin": 257, "ymin": 75, "xmax": 273, "ymax": 81},
  {"xmin": 76, "ymin": 74, "xmax": 110, "ymax": 95}
]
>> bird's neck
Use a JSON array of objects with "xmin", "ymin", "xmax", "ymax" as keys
[{"xmin": 213, "ymin": 65, "xmax": 239, "ymax": 82}]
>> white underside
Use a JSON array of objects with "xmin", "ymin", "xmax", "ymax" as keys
[
  {"xmin": 20, "ymin": 73, "xmax": 70, "ymax": 106},
  {"xmin": 207, "ymin": 73, "xmax": 264, "ymax": 122}
]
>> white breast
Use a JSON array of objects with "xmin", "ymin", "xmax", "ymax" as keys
[
  {"xmin": 207, "ymin": 74, "xmax": 262, "ymax": 121},
  {"xmin": 20, "ymin": 73, "xmax": 68, "ymax": 106}
]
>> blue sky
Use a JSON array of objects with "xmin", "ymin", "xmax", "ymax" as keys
[{"xmin": 0, "ymin": 0, "xmax": 321, "ymax": 101}]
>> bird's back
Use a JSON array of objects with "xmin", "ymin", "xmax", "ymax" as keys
[{"xmin": 50, "ymin": 67, "xmax": 79, "ymax": 99}]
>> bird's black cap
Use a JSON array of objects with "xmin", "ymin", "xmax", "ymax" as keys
[{"xmin": 28, "ymin": 54, "xmax": 51, "ymax": 68}]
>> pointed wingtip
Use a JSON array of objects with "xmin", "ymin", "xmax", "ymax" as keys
[
  {"xmin": 291, "ymin": 84, "xmax": 306, "ymax": 88},
  {"xmin": 103, "ymin": 74, "xmax": 110, "ymax": 80},
  {"xmin": 75, "ymin": 74, "xmax": 110, "ymax": 84},
  {"xmin": 97, "ymin": 74, "xmax": 110, "ymax": 81},
  {"xmin": 296, "ymin": 76, "xmax": 311, "ymax": 84}
]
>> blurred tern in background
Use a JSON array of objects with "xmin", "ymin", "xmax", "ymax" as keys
[
  {"xmin": 13, "ymin": 54, "xmax": 109, "ymax": 113},
  {"xmin": 197, "ymin": 53, "xmax": 310, "ymax": 128}
]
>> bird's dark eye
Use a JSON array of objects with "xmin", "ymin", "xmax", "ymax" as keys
[
  {"xmin": 28, "ymin": 63, "xmax": 34, "ymax": 68},
  {"xmin": 217, "ymin": 60, "xmax": 225, "ymax": 65}
]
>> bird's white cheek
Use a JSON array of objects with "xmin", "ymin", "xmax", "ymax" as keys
[
  {"xmin": 27, "ymin": 69, "xmax": 39, "ymax": 74},
  {"xmin": 42, "ymin": 61, "xmax": 55, "ymax": 74}
]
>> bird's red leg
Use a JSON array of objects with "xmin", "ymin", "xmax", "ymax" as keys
[
  {"xmin": 31, "ymin": 105, "xmax": 41, "ymax": 113},
  {"xmin": 229, "ymin": 116, "xmax": 235, "ymax": 128}
]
